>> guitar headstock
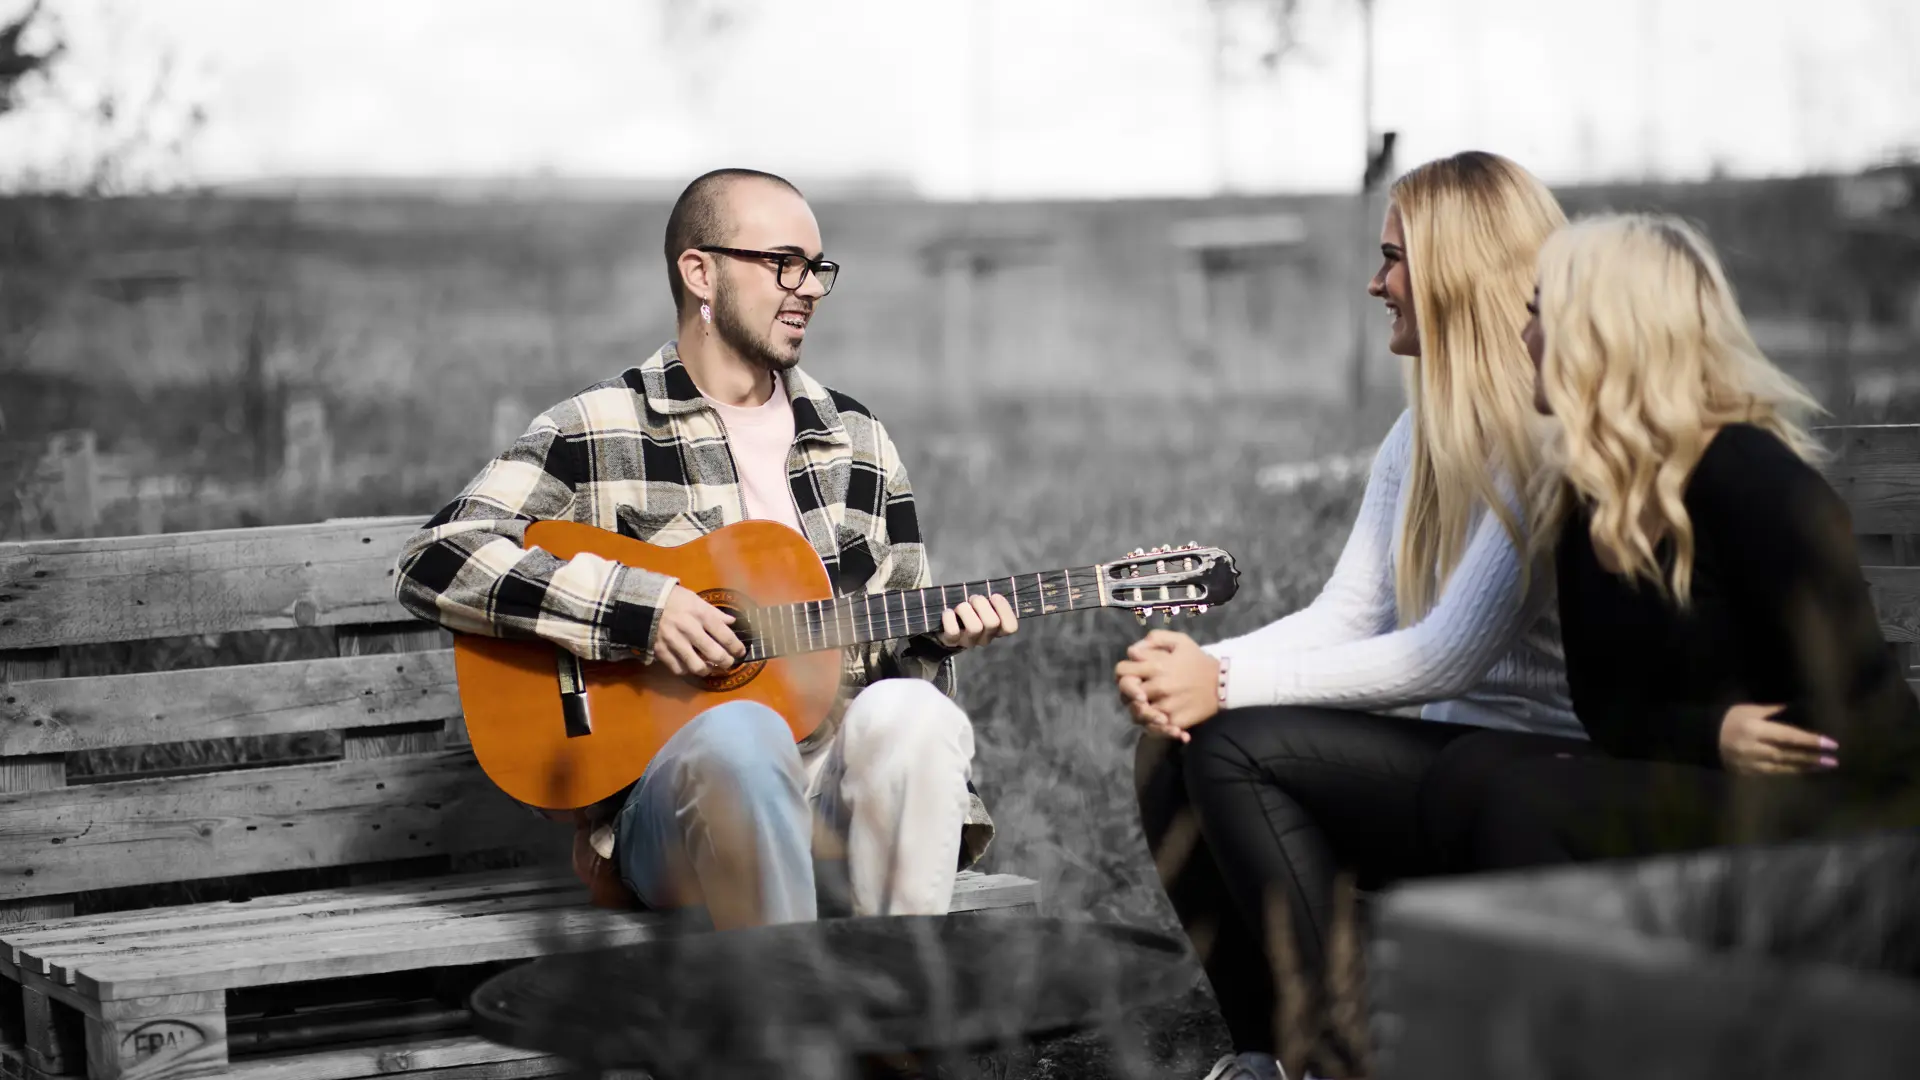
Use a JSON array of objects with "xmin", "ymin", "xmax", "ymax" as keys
[{"xmin": 1102, "ymin": 543, "xmax": 1241, "ymax": 624}]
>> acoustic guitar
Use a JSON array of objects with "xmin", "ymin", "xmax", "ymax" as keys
[{"xmin": 455, "ymin": 519, "xmax": 1241, "ymax": 810}]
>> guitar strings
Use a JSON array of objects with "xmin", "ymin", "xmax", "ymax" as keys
[
  {"xmin": 736, "ymin": 562, "xmax": 1205, "ymax": 660},
  {"xmin": 738, "ymin": 574, "xmax": 1073, "ymax": 661}
]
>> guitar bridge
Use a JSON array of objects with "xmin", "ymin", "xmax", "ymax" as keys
[{"xmin": 555, "ymin": 649, "xmax": 592, "ymax": 738}]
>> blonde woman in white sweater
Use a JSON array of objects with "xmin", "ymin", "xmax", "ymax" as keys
[{"xmin": 1118, "ymin": 151, "xmax": 1575, "ymax": 1080}]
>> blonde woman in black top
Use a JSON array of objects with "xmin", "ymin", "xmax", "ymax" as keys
[{"xmin": 1421, "ymin": 213, "xmax": 1920, "ymax": 871}]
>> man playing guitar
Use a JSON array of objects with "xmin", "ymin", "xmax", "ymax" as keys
[{"xmin": 393, "ymin": 169, "xmax": 1016, "ymax": 930}]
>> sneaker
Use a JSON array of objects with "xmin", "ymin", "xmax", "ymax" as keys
[{"xmin": 1200, "ymin": 1051, "xmax": 1287, "ymax": 1080}]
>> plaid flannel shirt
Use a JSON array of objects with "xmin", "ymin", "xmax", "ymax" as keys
[{"xmin": 394, "ymin": 342, "xmax": 991, "ymax": 864}]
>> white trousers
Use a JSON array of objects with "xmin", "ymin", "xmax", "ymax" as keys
[{"xmin": 803, "ymin": 678, "xmax": 977, "ymax": 917}]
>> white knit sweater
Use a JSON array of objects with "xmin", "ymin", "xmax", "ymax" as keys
[{"xmin": 1205, "ymin": 410, "xmax": 1584, "ymax": 739}]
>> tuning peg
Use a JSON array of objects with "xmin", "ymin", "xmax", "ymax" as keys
[
  {"xmin": 1185, "ymin": 541, "xmax": 1199, "ymax": 549},
  {"xmin": 1128, "ymin": 547, "xmax": 1144, "ymax": 557},
  {"xmin": 1134, "ymin": 608, "xmax": 1149, "ymax": 625},
  {"xmin": 1196, "ymin": 604, "xmax": 1209, "ymax": 615}
]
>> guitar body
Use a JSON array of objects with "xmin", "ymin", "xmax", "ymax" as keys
[{"xmin": 455, "ymin": 519, "xmax": 844, "ymax": 811}]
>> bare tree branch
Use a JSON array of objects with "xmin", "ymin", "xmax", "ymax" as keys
[
  {"xmin": 1206, "ymin": 0, "xmax": 1308, "ymax": 83},
  {"xmin": 0, "ymin": 0, "xmax": 62, "ymax": 116},
  {"xmin": 660, "ymin": 0, "xmax": 743, "ymax": 45}
]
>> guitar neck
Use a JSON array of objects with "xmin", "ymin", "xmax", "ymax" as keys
[{"xmin": 741, "ymin": 565, "xmax": 1110, "ymax": 661}]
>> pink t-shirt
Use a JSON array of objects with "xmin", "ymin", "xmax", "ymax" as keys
[{"xmin": 703, "ymin": 374, "xmax": 805, "ymax": 537}]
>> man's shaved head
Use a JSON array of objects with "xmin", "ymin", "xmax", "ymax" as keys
[{"xmin": 664, "ymin": 168, "xmax": 803, "ymax": 314}]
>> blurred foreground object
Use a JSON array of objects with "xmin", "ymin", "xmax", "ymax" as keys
[
  {"xmin": 470, "ymin": 914, "xmax": 1192, "ymax": 1080},
  {"xmin": 1370, "ymin": 831, "xmax": 1920, "ymax": 1079}
]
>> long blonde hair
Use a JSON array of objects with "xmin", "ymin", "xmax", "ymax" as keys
[
  {"xmin": 1529, "ymin": 213, "xmax": 1825, "ymax": 605},
  {"xmin": 1390, "ymin": 152, "xmax": 1567, "ymax": 624}
]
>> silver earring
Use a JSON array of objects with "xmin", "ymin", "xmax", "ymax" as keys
[{"xmin": 700, "ymin": 303, "xmax": 712, "ymax": 324}]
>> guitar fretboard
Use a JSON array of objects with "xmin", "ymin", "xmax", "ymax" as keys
[{"xmin": 740, "ymin": 566, "xmax": 1106, "ymax": 661}]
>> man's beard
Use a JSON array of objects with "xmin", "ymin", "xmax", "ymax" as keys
[{"xmin": 711, "ymin": 279, "xmax": 801, "ymax": 373}]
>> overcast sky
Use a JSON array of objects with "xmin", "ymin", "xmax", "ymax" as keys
[{"xmin": 5, "ymin": 0, "xmax": 1917, "ymax": 198}]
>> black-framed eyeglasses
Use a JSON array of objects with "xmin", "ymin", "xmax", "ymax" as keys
[{"xmin": 697, "ymin": 246, "xmax": 839, "ymax": 296}]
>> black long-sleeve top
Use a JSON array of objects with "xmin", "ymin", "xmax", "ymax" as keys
[{"xmin": 1556, "ymin": 423, "xmax": 1920, "ymax": 778}]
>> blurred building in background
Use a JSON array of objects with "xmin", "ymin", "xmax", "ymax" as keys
[
  {"xmin": 2, "ymin": 0, "xmax": 1918, "ymax": 539},
  {"xmin": 4, "ymin": 163, "xmax": 1919, "ymax": 540}
]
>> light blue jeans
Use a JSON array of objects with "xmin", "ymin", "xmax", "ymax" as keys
[{"xmin": 613, "ymin": 700, "xmax": 816, "ymax": 928}]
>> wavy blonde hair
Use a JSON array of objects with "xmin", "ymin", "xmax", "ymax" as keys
[
  {"xmin": 1391, "ymin": 152, "xmax": 1568, "ymax": 623},
  {"xmin": 1529, "ymin": 213, "xmax": 1825, "ymax": 605}
]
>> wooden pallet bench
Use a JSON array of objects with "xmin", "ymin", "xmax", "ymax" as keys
[
  {"xmin": 1820, "ymin": 423, "xmax": 1920, "ymax": 698},
  {"xmin": 0, "ymin": 516, "xmax": 1040, "ymax": 1080}
]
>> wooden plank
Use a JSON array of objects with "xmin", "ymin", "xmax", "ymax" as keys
[
  {"xmin": 0, "ymin": 870, "xmax": 576, "ymax": 966},
  {"xmin": 0, "ymin": 518, "xmax": 430, "ymax": 651},
  {"xmin": 222, "ymin": 1035, "xmax": 561, "ymax": 1080},
  {"xmin": 335, "ymin": 624, "xmax": 466, "ymax": 887},
  {"xmin": 1865, "ymin": 566, "xmax": 1920, "ymax": 644},
  {"xmin": 77, "ymin": 908, "xmax": 660, "ymax": 999},
  {"xmin": 67, "ymin": 872, "xmax": 1040, "ymax": 1000},
  {"xmin": 334, "ymin": 628, "xmax": 457, "ymax": 763},
  {"xmin": 21, "ymin": 992, "xmax": 81, "ymax": 1077},
  {"xmin": 2, "ymin": 649, "xmax": 73, "ymax": 927},
  {"xmin": 1819, "ymin": 424, "xmax": 1920, "ymax": 535},
  {"xmin": 26, "ymin": 893, "xmax": 588, "ymax": 984},
  {"xmin": 947, "ymin": 870, "xmax": 1044, "ymax": 911},
  {"xmin": 3, "ymin": 866, "xmax": 1034, "ymax": 980},
  {"xmin": 0, "ymin": 652, "xmax": 460, "ymax": 757},
  {"xmin": 82, "ymin": 993, "xmax": 225, "ymax": 1080},
  {"xmin": 1818, "ymin": 423, "xmax": 1920, "ymax": 464},
  {"xmin": 26, "ymin": 870, "xmax": 1034, "ymax": 983},
  {"xmin": 0, "ymin": 752, "xmax": 550, "ymax": 903}
]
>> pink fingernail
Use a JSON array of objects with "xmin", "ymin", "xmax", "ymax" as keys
[
  {"xmin": 1819, "ymin": 737, "xmax": 1839, "ymax": 751},
  {"xmin": 1819, "ymin": 755, "xmax": 1838, "ymax": 768}
]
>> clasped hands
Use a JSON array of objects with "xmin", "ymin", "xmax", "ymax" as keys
[
  {"xmin": 650, "ymin": 584, "xmax": 1018, "ymax": 677},
  {"xmin": 1113, "ymin": 629, "xmax": 1221, "ymax": 743}
]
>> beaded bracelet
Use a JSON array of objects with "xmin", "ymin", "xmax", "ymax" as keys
[{"xmin": 1216, "ymin": 656, "xmax": 1231, "ymax": 708}]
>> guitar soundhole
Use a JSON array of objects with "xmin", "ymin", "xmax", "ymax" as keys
[{"xmin": 695, "ymin": 587, "xmax": 767, "ymax": 691}]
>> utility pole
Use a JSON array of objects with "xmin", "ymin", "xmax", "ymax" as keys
[
  {"xmin": 1637, "ymin": 0, "xmax": 1658, "ymax": 180},
  {"xmin": 1208, "ymin": 0, "xmax": 1231, "ymax": 193},
  {"xmin": 970, "ymin": 0, "xmax": 992, "ymax": 201}
]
